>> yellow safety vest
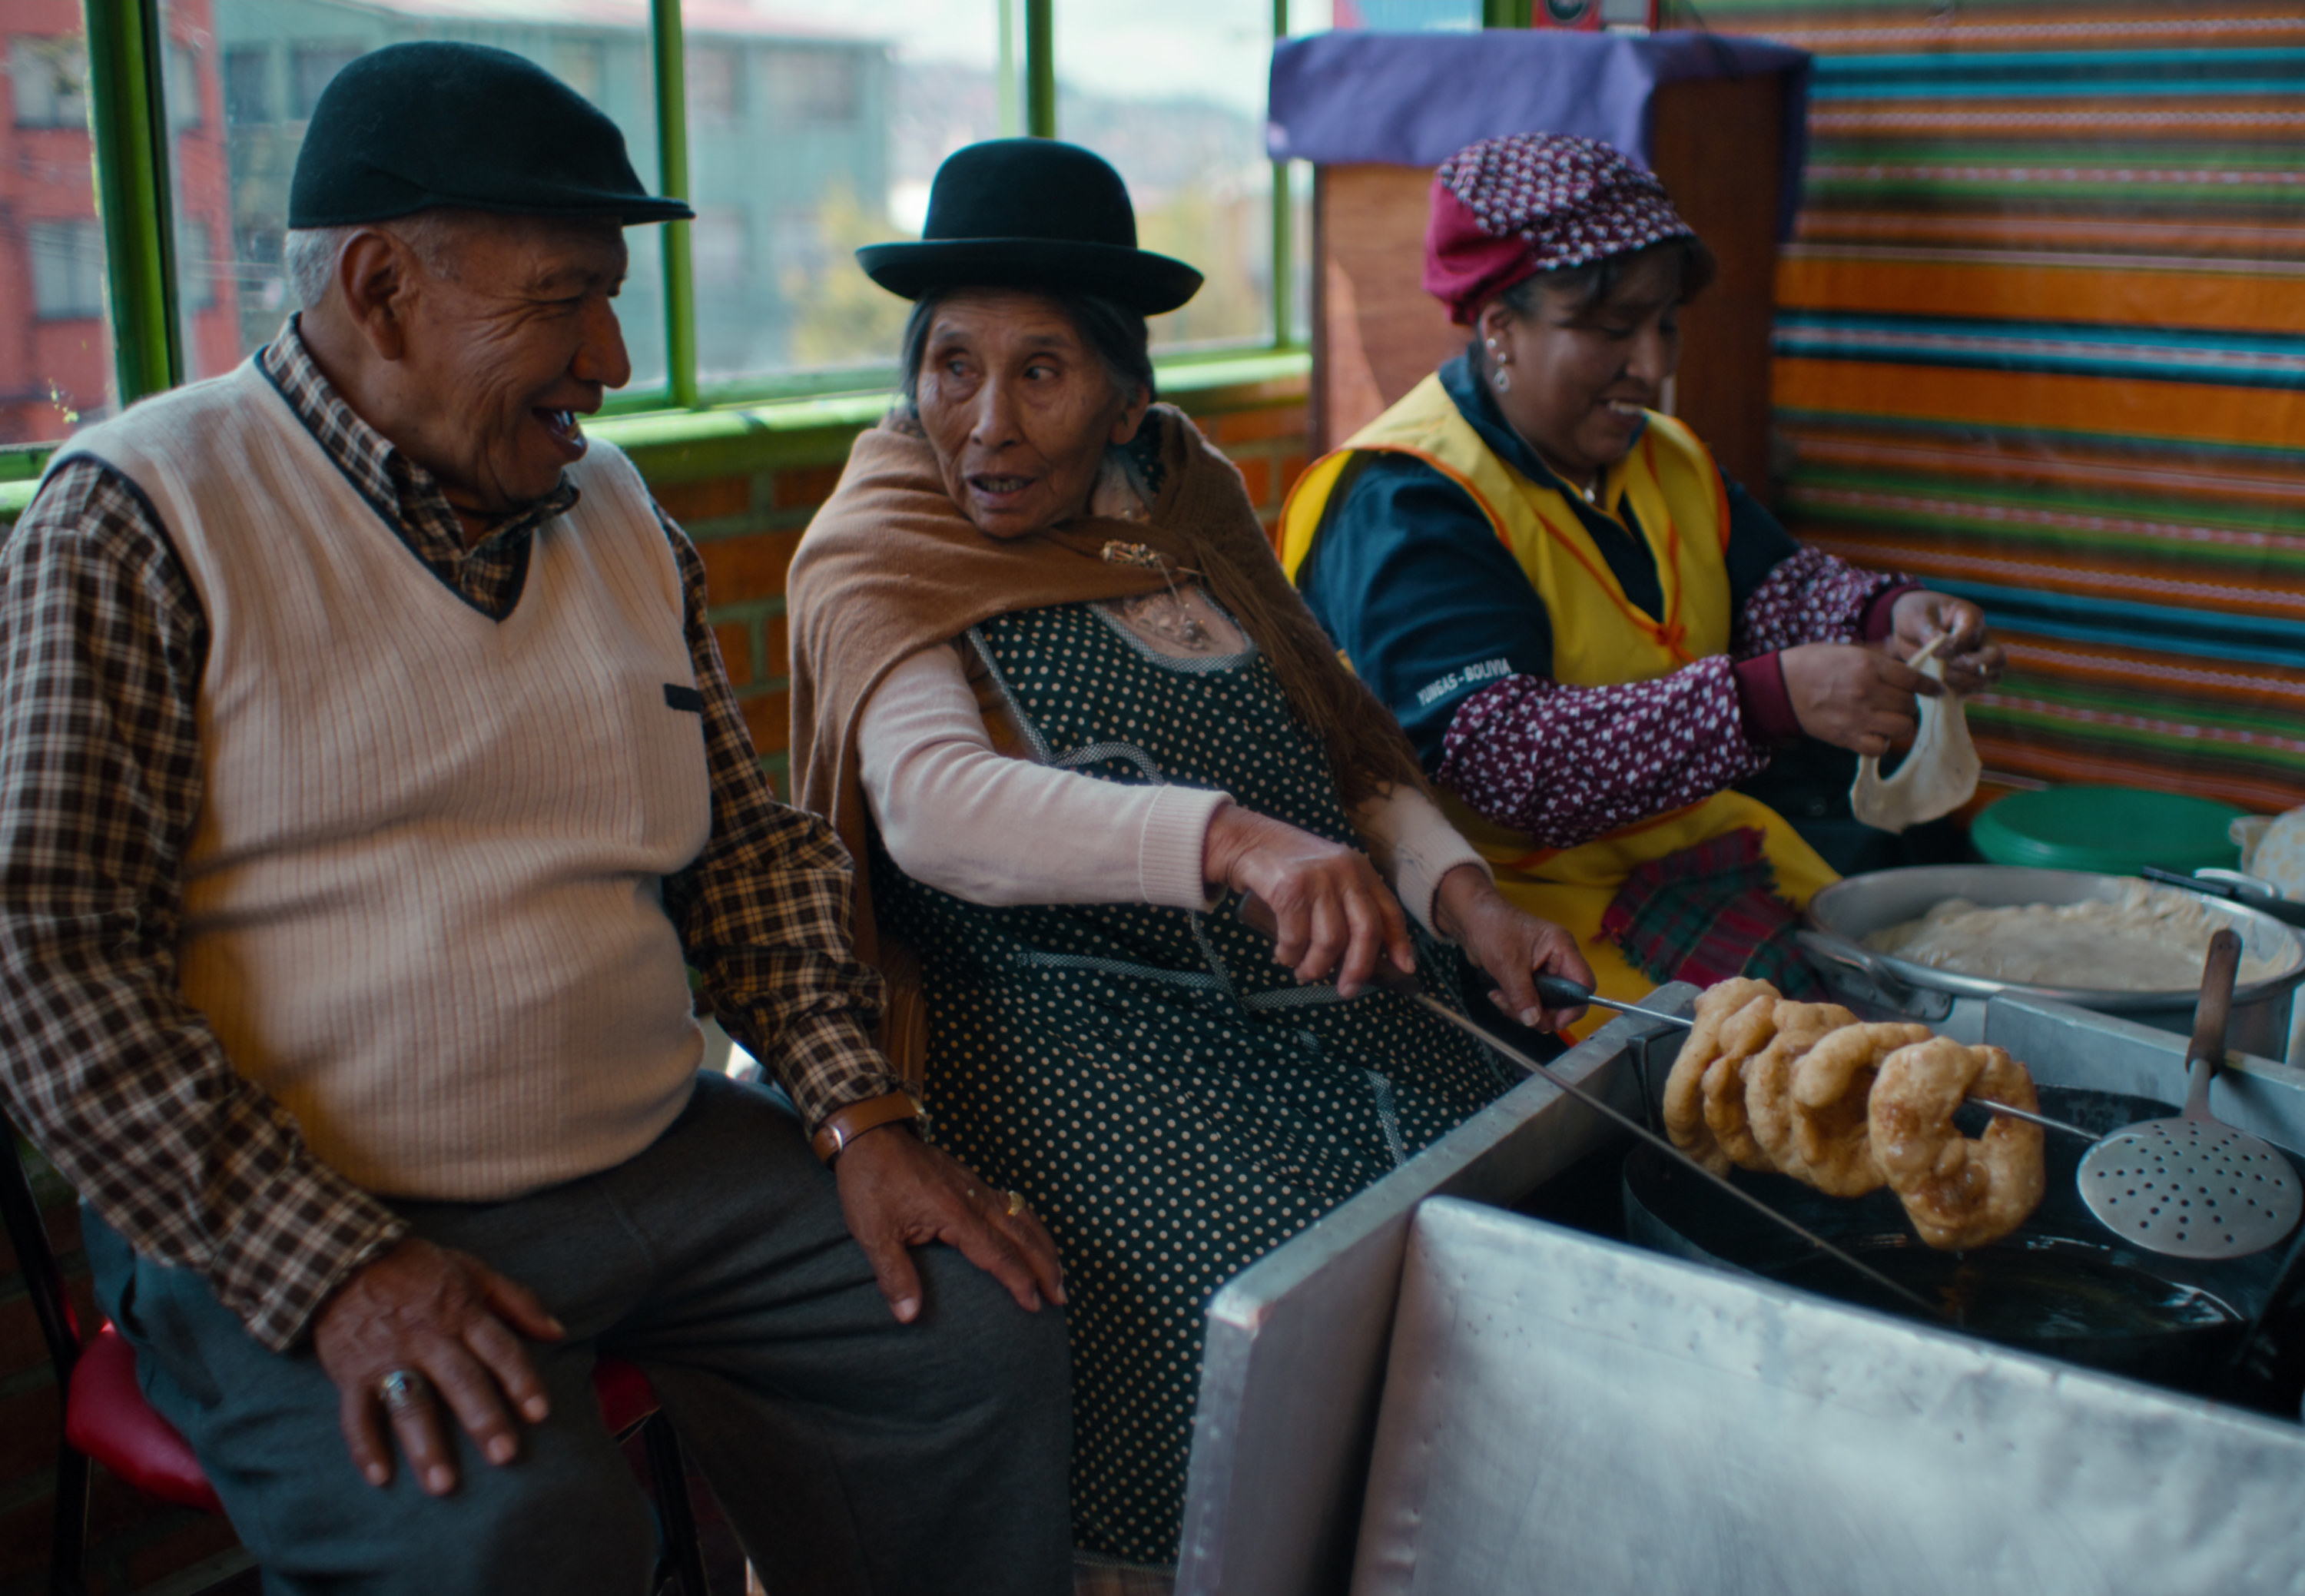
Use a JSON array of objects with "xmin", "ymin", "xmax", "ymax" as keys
[{"xmin": 1280, "ymin": 374, "xmax": 1836, "ymax": 1017}]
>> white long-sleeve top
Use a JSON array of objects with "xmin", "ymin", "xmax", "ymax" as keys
[{"xmin": 857, "ymin": 630, "xmax": 1491, "ymax": 935}]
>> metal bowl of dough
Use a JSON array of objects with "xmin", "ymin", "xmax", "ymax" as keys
[{"xmin": 1799, "ymin": 864, "xmax": 2305, "ymax": 1057}]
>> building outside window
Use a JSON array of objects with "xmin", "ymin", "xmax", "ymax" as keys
[
  {"xmin": 167, "ymin": 41, "xmax": 204, "ymax": 129},
  {"xmin": 178, "ymin": 220, "xmax": 217, "ymax": 312},
  {"xmin": 1054, "ymin": 0, "xmax": 1274, "ymax": 349},
  {"xmin": 170, "ymin": 0, "xmax": 245, "ymax": 383},
  {"xmin": 765, "ymin": 47, "xmax": 860, "ymax": 128},
  {"xmin": 289, "ymin": 43, "xmax": 360, "ymax": 120},
  {"xmin": 550, "ymin": 37, "xmax": 605, "ymax": 103},
  {"xmin": 11, "ymin": 36, "xmax": 90, "ymax": 128},
  {"xmin": 685, "ymin": 44, "xmax": 741, "ymax": 124},
  {"xmin": 691, "ymin": 205, "xmax": 748, "ymax": 288},
  {"xmin": 686, "ymin": 5, "xmax": 920, "ymax": 387},
  {"xmin": 28, "ymin": 219, "xmax": 105, "ymax": 319},
  {"xmin": 170, "ymin": 0, "xmax": 672, "ymax": 390},
  {"xmin": 224, "ymin": 45, "xmax": 271, "ymax": 124},
  {"xmin": 0, "ymin": 0, "xmax": 1300, "ymax": 446},
  {"xmin": 0, "ymin": 6, "xmax": 115, "ymax": 442}
]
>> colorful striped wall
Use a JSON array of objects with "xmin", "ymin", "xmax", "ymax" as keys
[{"xmin": 1701, "ymin": 0, "xmax": 2305, "ymax": 810}]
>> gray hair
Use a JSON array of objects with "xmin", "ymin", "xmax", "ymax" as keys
[{"xmin": 282, "ymin": 211, "xmax": 468, "ymax": 311}]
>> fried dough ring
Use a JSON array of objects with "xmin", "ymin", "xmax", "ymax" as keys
[
  {"xmin": 1700, "ymin": 996, "xmax": 1786, "ymax": 1171},
  {"xmin": 1664, "ymin": 978, "xmax": 1777, "ymax": 1175},
  {"xmin": 1868, "ymin": 1038, "xmax": 2045, "ymax": 1250},
  {"xmin": 1789, "ymin": 1021, "xmax": 1932, "ymax": 1196},
  {"xmin": 1742, "ymin": 1003, "xmax": 1862, "ymax": 1183}
]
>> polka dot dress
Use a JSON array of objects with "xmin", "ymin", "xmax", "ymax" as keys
[{"xmin": 876, "ymin": 600, "xmax": 1515, "ymax": 1564}]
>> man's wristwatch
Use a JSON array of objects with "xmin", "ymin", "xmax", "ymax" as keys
[{"xmin": 810, "ymin": 1090, "xmax": 927, "ymax": 1164}]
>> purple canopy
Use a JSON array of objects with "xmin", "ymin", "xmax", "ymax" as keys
[{"xmin": 1267, "ymin": 29, "xmax": 1812, "ymax": 237}]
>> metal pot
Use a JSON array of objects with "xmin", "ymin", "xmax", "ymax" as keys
[
  {"xmin": 1621, "ymin": 1086, "xmax": 2286, "ymax": 1399},
  {"xmin": 1800, "ymin": 864, "xmax": 2305, "ymax": 1058}
]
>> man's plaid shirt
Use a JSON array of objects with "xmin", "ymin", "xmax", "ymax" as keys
[{"xmin": 0, "ymin": 324, "xmax": 896, "ymax": 1351}]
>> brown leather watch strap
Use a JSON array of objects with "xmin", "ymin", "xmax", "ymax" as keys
[{"xmin": 810, "ymin": 1090, "xmax": 924, "ymax": 1164}]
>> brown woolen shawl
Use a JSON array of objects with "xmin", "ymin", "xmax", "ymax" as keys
[{"xmin": 788, "ymin": 404, "xmax": 1428, "ymax": 1074}]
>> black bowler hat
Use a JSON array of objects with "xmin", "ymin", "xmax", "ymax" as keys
[
  {"xmin": 857, "ymin": 139, "xmax": 1202, "ymax": 315},
  {"xmin": 288, "ymin": 42, "xmax": 694, "ymax": 229}
]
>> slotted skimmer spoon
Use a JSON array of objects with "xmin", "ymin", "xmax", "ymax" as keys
[{"xmin": 2076, "ymin": 929, "xmax": 2303, "ymax": 1260}]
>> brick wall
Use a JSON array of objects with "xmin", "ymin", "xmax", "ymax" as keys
[{"xmin": 0, "ymin": 376, "xmax": 1307, "ymax": 1594}]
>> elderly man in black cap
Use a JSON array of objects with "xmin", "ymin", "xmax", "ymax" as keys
[{"xmin": 0, "ymin": 41, "xmax": 1070, "ymax": 1596}]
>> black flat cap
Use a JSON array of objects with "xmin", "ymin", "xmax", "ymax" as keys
[
  {"xmin": 857, "ymin": 139, "xmax": 1202, "ymax": 315},
  {"xmin": 288, "ymin": 41, "xmax": 693, "ymax": 228}
]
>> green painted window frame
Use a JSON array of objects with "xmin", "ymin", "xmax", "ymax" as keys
[{"xmin": 56, "ymin": 0, "xmax": 1306, "ymax": 437}]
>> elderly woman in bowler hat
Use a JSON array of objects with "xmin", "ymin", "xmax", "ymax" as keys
[
  {"xmin": 1282, "ymin": 132, "xmax": 2006, "ymax": 1020},
  {"xmin": 788, "ymin": 138, "xmax": 1594, "ymax": 1584}
]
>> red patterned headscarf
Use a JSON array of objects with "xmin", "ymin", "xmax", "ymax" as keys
[{"xmin": 1423, "ymin": 132, "xmax": 1696, "ymax": 327}]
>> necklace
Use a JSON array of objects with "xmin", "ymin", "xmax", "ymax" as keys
[{"xmin": 1101, "ymin": 540, "xmax": 1215, "ymax": 652}]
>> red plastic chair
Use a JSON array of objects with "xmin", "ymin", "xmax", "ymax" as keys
[{"xmin": 2, "ymin": 1107, "xmax": 708, "ymax": 1596}]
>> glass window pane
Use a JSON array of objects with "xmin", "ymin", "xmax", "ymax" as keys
[
  {"xmin": 1280, "ymin": 2, "xmax": 1331, "ymax": 349},
  {"xmin": 690, "ymin": 0, "xmax": 1005, "ymax": 390},
  {"xmin": 1053, "ymin": 0, "xmax": 1272, "ymax": 350},
  {"xmin": 1329, "ymin": 0, "xmax": 1479, "ymax": 27},
  {"xmin": 161, "ymin": 0, "xmax": 668, "ymax": 396},
  {"xmin": 1, "ymin": 4, "xmax": 119, "ymax": 442}
]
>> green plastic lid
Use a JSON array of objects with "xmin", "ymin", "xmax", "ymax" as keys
[{"xmin": 1969, "ymin": 785, "xmax": 2246, "ymax": 876}]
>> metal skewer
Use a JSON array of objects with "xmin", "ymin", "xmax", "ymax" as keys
[
  {"xmin": 1412, "ymin": 993, "xmax": 1948, "ymax": 1321},
  {"xmin": 1955, "ymin": 1097, "xmax": 2098, "ymax": 1143},
  {"xmin": 1531, "ymin": 975, "xmax": 2098, "ymax": 1143}
]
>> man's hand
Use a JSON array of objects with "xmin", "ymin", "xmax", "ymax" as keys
[
  {"xmin": 1434, "ymin": 865, "xmax": 1594, "ymax": 1031},
  {"xmin": 833, "ymin": 1125, "xmax": 1066, "ymax": 1325},
  {"xmin": 1889, "ymin": 589, "xmax": 2005, "ymax": 695},
  {"xmin": 312, "ymin": 1238, "xmax": 565, "ymax": 1497},
  {"xmin": 1779, "ymin": 642, "xmax": 1939, "ymax": 758},
  {"xmin": 1205, "ymin": 802, "xmax": 1415, "ymax": 998}
]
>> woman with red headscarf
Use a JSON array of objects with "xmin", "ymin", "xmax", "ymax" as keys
[{"xmin": 1282, "ymin": 133, "xmax": 2004, "ymax": 1020}]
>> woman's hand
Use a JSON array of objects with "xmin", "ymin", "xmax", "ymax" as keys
[
  {"xmin": 1890, "ymin": 589, "xmax": 2005, "ymax": 695},
  {"xmin": 1433, "ymin": 865, "xmax": 1594, "ymax": 1032},
  {"xmin": 1205, "ymin": 803, "xmax": 1414, "ymax": 997},
  {"xmin": 1779, "ymin": 642, "xmax": 1939, "ymax": 758}
]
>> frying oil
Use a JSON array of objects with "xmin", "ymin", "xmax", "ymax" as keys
[{"xmin": 1776, "ymin": 1237, "xmax": 2237, "ymax": 1339}]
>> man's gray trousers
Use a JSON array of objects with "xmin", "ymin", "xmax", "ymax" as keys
[{"xmin": 83, "ymin": 1072, "xmax": 1073, "ymax": 1596}]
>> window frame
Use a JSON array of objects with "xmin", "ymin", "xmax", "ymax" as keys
[{"xmin": 63, "ymin": 0, "xmax": 1303, "ymax": 430}]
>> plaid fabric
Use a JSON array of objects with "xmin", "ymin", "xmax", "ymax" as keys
[
  {"xmin": 1598, "ymin": 828, "xmax": 1825, "ymax": 998},
  {"xmin": 0, "ymin": 329, "xmax": 893, "ymax": 1352}
]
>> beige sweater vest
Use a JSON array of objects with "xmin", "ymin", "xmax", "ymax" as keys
[{"xmin": 58, "ymin": 360, "xmax": 712, "ymax": 1200}]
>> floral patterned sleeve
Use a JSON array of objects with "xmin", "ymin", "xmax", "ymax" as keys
[
  {"xmin": 1434, "ymin": 657, "xmax": 1773, "ymax": 851},
  {"xmin": 1733, "ymin": 546, "xmax": 1915, "ymax": 658},
  {"xmin": 1433, "ymin": 547, "xmax": 1917, "ymax": 849}
]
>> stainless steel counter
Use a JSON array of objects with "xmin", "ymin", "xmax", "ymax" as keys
[
  {"xmin": 1177, "ymin": 990, "xmax": 2305, "ymax": 1596},
  {"xmin": 1176, "ymin": 993, "xmax": 1691, "ymax": 1596}
]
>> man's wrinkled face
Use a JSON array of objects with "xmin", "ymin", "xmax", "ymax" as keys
[{"xmin": 396, "ymin": 216, "xmax": 632, "ymax": 515}]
